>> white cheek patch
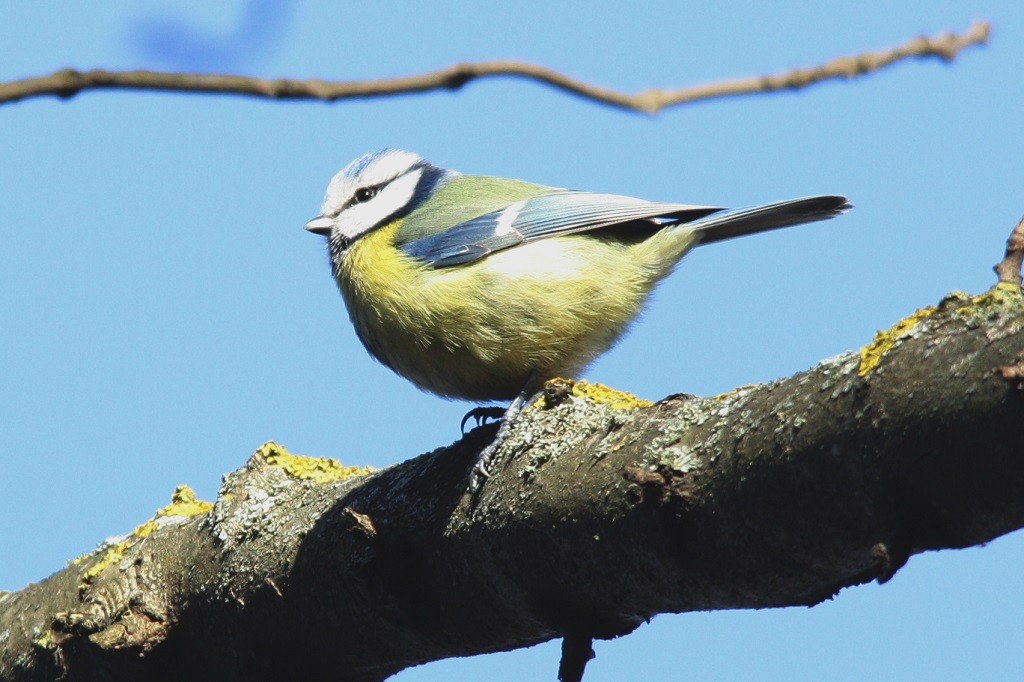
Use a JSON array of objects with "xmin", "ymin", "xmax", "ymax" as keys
[{"xmin": 335, "ymin": 168, "xmax": 422, "ymax": 242}]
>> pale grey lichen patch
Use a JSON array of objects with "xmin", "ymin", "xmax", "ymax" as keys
[
  {"xmin": 661, "ymin": 443, "xmax": 700, "ymax": 473},
  {"xmin": 501, "ymin": 385, "xmax": 654, "ymax": 485},
  {"xmin": 152, "ymin": 514, "xmax": 194, "ymax": 532},
  {"xmin": 511, "ymin": 394, "xmax": 608, "ymax": 482},
  {"xmin": 643, "ymin": 396, "xmax": 722, "ymax": 472},
  {"xmin": 816, "ymin": 352, "xmax": 858, "ymax": 377},
  {"xmin": 807, "ymin": 353, "xmax": 859, "ymax": 400},
  {"xmin": 212, "ymin": 484, "xmax": 279, "ymax": 547},
  {"xmin": 948, "ymin": 346, "xmax": 988, "ymax": 378},
  {"xmin": 204, "ymin": 452, "xmax": 369, "ymax": 601}
]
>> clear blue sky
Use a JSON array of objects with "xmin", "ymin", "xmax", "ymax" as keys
[{"xmin": 2, "ymin": 2, "xmax": 1022, "ymax": 679}]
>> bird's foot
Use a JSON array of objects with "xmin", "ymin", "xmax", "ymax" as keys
[{"xmin": 460, "ymin": 406, "xmax": 506, "ymax": 435}]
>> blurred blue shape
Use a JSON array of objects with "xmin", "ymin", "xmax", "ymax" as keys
[{"xmin": 128, "ymin": 0, "xmax": 294, "ymax": 71}]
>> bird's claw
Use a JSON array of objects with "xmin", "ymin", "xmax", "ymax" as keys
[
  {"xmin": 468, "ymin": 457, "xmax": 491, "ymax": 493},
  {"xmin": 460, "ymin": 406, "xmax": 506, "ymax": 435}
]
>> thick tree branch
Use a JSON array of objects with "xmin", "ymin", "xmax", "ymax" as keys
[
  {"xmin": 0, "ymin": 21, "xmax": 989, "ymax": 112},
  {"xmin": 2, "ymin": 270, "xmax": 1022, "ymax": 680}
]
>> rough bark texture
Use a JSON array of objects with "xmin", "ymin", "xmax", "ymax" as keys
[{"xmin": 2, "ymin": 284, "xmax": 1022, "ymax": 681}]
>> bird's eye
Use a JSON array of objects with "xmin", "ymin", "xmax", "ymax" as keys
[{"xmin": 354, "ymin": 187, "xmax": 377, "ymax": 203}]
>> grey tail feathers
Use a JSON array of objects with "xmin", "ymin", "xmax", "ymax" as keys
[{"xmin": 684, "ymin": 195, "xmax": 851, "ymax": 246}]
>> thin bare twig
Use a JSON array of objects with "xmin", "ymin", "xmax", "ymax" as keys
[
  {"xmin": 994, "ymin": 215, "xmax": 1024, "ymax": 285},
  {"xmin": 0, "ymin": 21, "xmax": 989, "ymax": 113}
]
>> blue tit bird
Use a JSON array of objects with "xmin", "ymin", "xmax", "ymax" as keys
[{"xmin": 305, "ymin": 149, "xmax": 850, "ymax": 488}]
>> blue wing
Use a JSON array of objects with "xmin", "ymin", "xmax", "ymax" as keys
[{"xmin": 399, "ymin": 190, "xmax": 720, "ymax": 268}]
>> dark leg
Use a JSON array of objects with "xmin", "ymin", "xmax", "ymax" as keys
[{"xmin": 468, "ymin": 386, "xmax": 532, "ymax": 493}]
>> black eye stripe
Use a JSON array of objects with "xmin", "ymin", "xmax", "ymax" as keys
[
  {"xmin": 344, "ymin": 163, "xmax": 431, "ymax": 214},
  {"xmin": 349, "ymin": 160, "xmax": 431, "ymax": 208}
]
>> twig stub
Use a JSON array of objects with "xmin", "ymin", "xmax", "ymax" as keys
[{"xmin": 994, "ymin": 215, "xmax": 1024, "ymax": 286}]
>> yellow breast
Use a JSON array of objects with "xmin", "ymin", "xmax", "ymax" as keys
[{"xmin": 335, "ymin": 221, "xmax": 684, "ymax": 401}]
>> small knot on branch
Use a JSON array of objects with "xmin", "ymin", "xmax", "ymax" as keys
[
  {"xmin": 52, "ymin": 68, "xmax": 84, "ymax": 99},
  {"xmin": 440, "ymin": 63, "xmax": 476, "ymax": 90}
]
